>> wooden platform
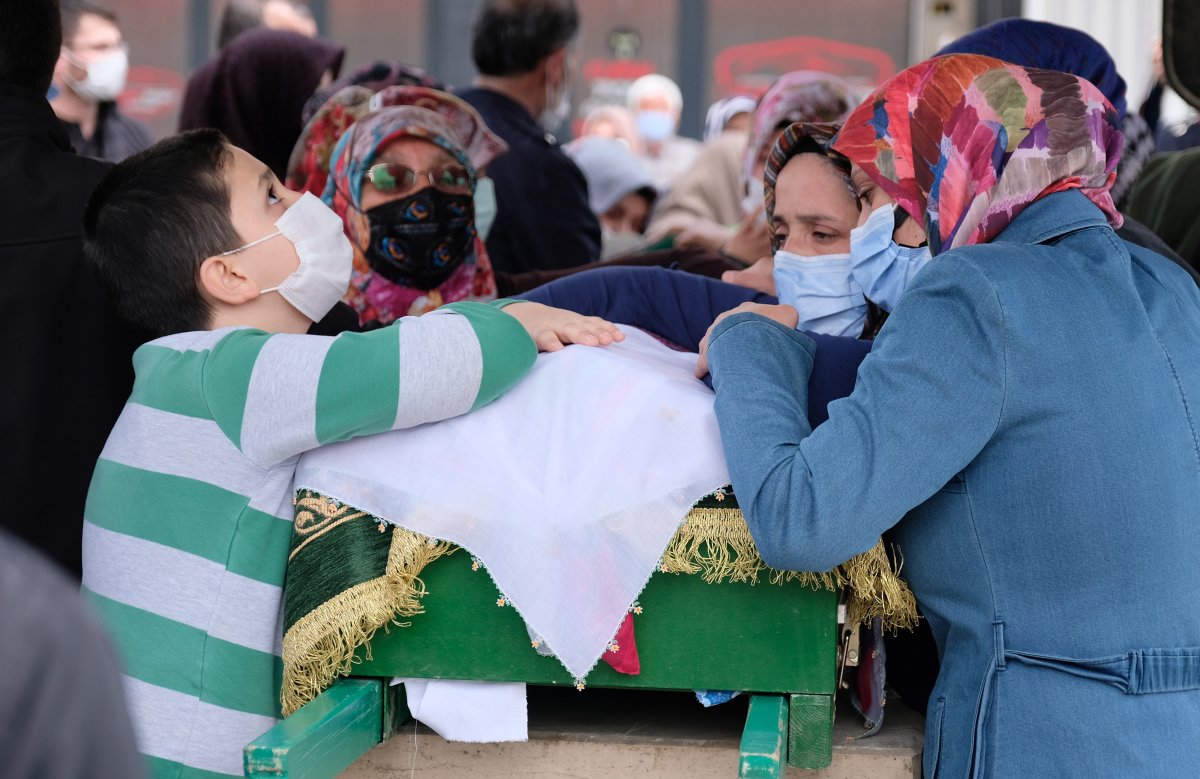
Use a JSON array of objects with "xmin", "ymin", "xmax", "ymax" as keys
[{"xmin": 247, "ymin": 549, "xmax": 842, "ymax": 777}]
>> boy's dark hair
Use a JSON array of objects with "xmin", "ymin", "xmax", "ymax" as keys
[
  {"xmin": 83, "ymin": 129, "xmax": 242, "ymax": 337},
  {"xmin": 471, "ymin": 0, "xmax": 579, "ymax": 77},
  {"xmin": 61, "ymin": 0, "xmax": 119, "ymax": 45},
  {"xmin": 0, "ymin": 0, "xmax": 62, "ymax": 94}
]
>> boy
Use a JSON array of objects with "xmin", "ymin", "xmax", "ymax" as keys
[{"xmin": 80, "ymin": 129, "xmax": 620, "ymax": 777}]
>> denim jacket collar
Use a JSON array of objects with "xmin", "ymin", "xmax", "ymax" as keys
[{"xmin": 987, "ymin": 189, "xmax": 1115, "ymax": 249}]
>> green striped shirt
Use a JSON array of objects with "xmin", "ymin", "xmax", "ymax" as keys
[{"xmin": 81, "ymin": 302, "xmax": 534, "ymax": 777}]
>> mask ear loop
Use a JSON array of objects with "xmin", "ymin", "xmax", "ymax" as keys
[{"xmin": 217, "ymin": 230, "xmax": 283, "ymax": 256}]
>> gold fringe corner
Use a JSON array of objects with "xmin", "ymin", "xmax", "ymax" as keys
[
  {"xmin": 279, "ymin": 527, "xmax": 455, "ymax": 716},
  {"xmin": 664, "ymin": 506, "xmax": 919, "ymax": 632},
  {"xmin": 661, "ymin": 507, "xmax": 765, "ymax": 584},
  {"xmin": 838, "ymin": 542, "xmax": 919, "ymax": 632}
]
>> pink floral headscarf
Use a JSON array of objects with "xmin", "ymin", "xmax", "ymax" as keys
[
  {"xmin": 831, "ymin": 54, "xmax": 1123, "ymax": 254},
  {"xmin": 322, "ymin": 87, "xmax": 509, "ymax": 325},
  {"xmin": 743, "ymin": 71, "xmax": 861, "ymax": 186}
]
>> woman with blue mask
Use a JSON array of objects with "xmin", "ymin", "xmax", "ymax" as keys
[
  {"xmin": 702, "ymin": 54, "xmax": 1200, "ymax": 778},
  {"xmin": 845, "ymin": 189, "xmax": 932, "ymax": 315}
]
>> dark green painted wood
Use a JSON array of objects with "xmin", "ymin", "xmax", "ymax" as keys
[
  {"xmin": 739, "ymin": 694, "xmax": 787, "ymax": 778},
  {"xmin": 786, "ymin": 692, "xmax": 835, "ymax": 770},
  {"xmin": 244, "ymin": 679, "xmax": 382, "ymax": 778},
  {"xmin": 381, "ymin": 682, "xmax": 409, "ymax": 740},
  {"xmin": 353, "ymin": 552, "xmax": 837, "ymax": 694}
]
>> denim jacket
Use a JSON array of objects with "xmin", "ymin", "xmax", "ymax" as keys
[{"xmin": 708, "ymin": 190, "xmax": 1200, "ymax": 778}]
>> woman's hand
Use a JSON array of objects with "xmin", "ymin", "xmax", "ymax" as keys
[
  {"xmin": 721, "ymin": 256, "xmax": 776, "ymax": 294},
  {"xmin": 502, "ymin": 302, "xmax": 625, "ymax": 352},
  {"xmin": 695, "ymin": 302, "xmax": 798, "ymax": 377},
  {"xmin": 720, "ymin": 206, "xmax": 773, "ymax": 265}
]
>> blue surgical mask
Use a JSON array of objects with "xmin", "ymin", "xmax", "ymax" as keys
[
  {"xmin": 848, "ymin": 203, "xmax": 932, "ymax": 312},
  {"xmin": 636, "ymin": 110, "xmax": 675, "ymax": 143},
  {"xmin": 474, "ymin": 176, "xmax": 497, "ymax": 242},
  {"xmin": 772, "ymin": 250, "xmax": 868, "ymax": 337}
]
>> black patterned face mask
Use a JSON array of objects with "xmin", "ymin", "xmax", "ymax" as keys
[{"xmin": 363, "ymin": 188, "xmax": 476, "ymax": 290}]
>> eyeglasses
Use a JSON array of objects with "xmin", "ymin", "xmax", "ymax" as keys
[{"xmin": 364, "ymin": 162, "xmax": 474, "ymax": 197}]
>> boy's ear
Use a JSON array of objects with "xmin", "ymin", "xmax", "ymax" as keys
[{"xmin": 198, "ymin": 255, "xmax": 260, "ymax": 306}]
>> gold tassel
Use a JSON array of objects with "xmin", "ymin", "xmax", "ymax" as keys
[
  {"xmin": 279, "ymin": 527, "xmax": 455, "ymax": 716},
  {"xmin": 662, "ymin": 506, "xmax": 919, "ymax": 632}
]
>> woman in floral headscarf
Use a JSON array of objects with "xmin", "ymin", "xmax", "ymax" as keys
[
  {"xmin": 322, "ymin": 86, "xmax": 508, "ymax": 325},
  {"xmin": 647, "ymin": 71, "xmax": 860, "ymax": 264},
  {"xmin": 701, "ymin": 54, "xmax": 1200, "ymax": 778}
]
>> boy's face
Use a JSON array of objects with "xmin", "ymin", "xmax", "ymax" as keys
[{"xmin": 225, "ymin": 146, "xmax": 304, "ymax": 289}]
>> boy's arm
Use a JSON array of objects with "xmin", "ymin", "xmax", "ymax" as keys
[{"xmin": 202, "ymin": 301, "xmax": 536, "ymax": 468}]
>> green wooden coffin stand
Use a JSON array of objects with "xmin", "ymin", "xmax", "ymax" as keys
[
  {"xmin": 246, "ymin": 482, "xmax": 854, "ymax": 772},
  {"xmin": 246, "ymin": 546, "xmax": 837, "ymax": 778}
]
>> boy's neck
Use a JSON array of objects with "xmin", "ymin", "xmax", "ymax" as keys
[{"xmin": 208, "ymin": 300, "xmax": 313, "ymax": 335}]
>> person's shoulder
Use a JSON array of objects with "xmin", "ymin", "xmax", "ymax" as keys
[
  {"xmin": 134, "ymin": 327, "xmax": 257, "ymax": 377},
  {"xmin": 107, "ymin": 106, "xmax": 155, "ymax": 144},
  {"xmin": 1127, "ymin": 239, "xmax": 1200, "ymax": 301},
  {"xmin": 0, "ymin": 531, "xmax": 97, "ymax": 658}
]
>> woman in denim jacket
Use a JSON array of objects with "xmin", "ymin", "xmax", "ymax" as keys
[{"xmin": 701, "ymin": 54, "xmax": 1200, "ymax": 778}]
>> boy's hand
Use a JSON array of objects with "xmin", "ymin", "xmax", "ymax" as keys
[
  {"xmin": 695, "ymin": 302, "xmax": 798, "ymax": 378},
  {"xmin": 503, "ymin": 302, "xmax": 625, "ymax": 352}
]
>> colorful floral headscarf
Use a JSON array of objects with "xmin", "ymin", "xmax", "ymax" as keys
[
  {"xmin": 762, "ymin": 122, "xmax": 850, "ymax": 230},
  {"xmin": 933, "ymin": 19, "xmax": 1148, "ymax": 210},
  {"xmin": 285, "ymin": 86, "xmax": 375, "ymax": 196},
  {"xmin": 323, "ymin": 87, "xmax": 509, "ymax": 325},
  {"xmin": 831, "ymin": 54, "xmax": 1124, "ymax": 255},
  {"xmin": 744, "ymin": 72, "xmax": 861, "ymax": 185}
]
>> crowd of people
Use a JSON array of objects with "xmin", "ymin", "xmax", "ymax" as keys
[{"xmin": 3, "ymin": 0, "xmax": 1200, "ymax": 777}]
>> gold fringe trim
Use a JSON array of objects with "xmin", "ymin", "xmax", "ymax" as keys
[
  {"xmin": 661, "ymin": 507, "xmax": 918, "ymax": 632},
  {"xmin": 279, "ymin": 527, "xmax": 455, "ymax": 716},
  {"xmin": 281, "ymin": 504, "xmax": 918, "ymax": 715}
]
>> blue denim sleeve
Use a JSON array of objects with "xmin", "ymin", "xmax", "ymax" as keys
[
  {"xmin": 519, "ymin": 266, "xmax": 772, "ymax": 350},
  {"xmin": 707, "ymin": 257, "xmax": 1005, "ymax": 572}
]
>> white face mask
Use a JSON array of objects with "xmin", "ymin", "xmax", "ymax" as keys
[
  {"xmin": 772, "ymin": 250, "xmax": 868, "ymax": 337},
  {"xmin": 539, "ymin": 60, "xmax": 572, "ymax": 135},
  {"xmin": 600, "ymin": 227, "xmax": 646, "ymax": 259},
  {"xmin": 63, "ymin": 46, "xmax": 128, "ymax": 103},
  {"xmin": 220, "ymin": 192, "xmax": 353, "ymax": 322},
  {"xmin": 474, "ymin": 177, "xmax": 498, "ymax": 242}
]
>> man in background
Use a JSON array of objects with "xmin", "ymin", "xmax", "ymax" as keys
[
  {"xmin": 458, "ymin": 0, "xmax": 602, "ymax": 274},
  {"xmin": 50, "ymin": 0, "xmax": 153, "ymax": 162}
]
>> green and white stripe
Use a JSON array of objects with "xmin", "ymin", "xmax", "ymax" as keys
[{"xmin": 82, "ymin": 302, "xmax": 534, "ymax": 777}]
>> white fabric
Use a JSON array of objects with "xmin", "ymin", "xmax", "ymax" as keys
[
  {"xmin": 295, "ymin": 328, "xmax": 729, "ymax": 680},
  {"xmin": 394, "ymin": 679, "xmax": 527, "ymax": 742}
]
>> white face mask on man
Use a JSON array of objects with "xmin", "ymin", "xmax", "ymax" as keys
[
  {"xmin": 63, "ymin": 45, "xmax": 129, "ymax": 103},
  {"xmin": 219, "ymin": 192, "xmax": 353, "ymax": 322},
  {"xmin": 540, "ymin": 59, "xmax": 573, "ymax": 135}
]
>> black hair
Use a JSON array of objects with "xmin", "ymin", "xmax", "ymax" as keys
[
  {"xmin": 471, "ymin": 0, "xmax": 579, "ymax": 77},
  {"xmin": 217, "ymin": 0, "xmax": 264, "ymax": 49},
  {"xmin": 218, "ymin": 0, "xmax": 312, "ymax": 49},
  {"xmin": 83, "ymin": 129, "xmax": 242, "ymax": 337},
  {"xmin": 61, "ymin": 0, "xmax": 119, "ymax": 45},
  {"xmin": 0, "ymin": 0, "xmax": 62, "ymax": 93}
]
